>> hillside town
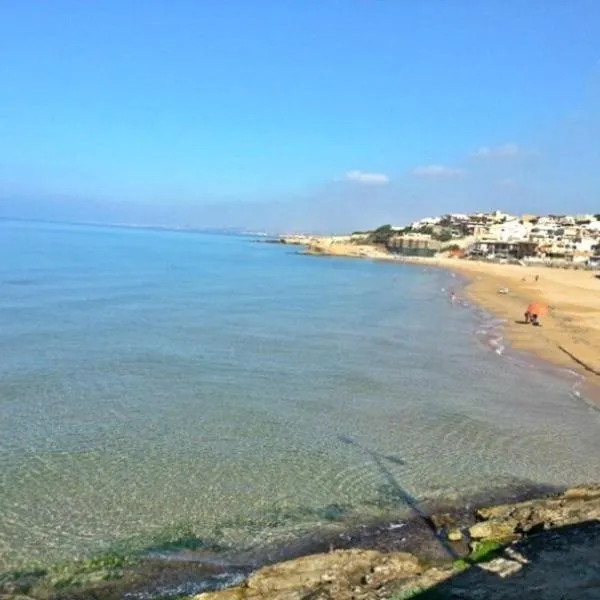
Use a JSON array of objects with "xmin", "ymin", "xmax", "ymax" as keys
[{"xmin": 347, "ymin": 210, "xmax": 600, "ymax": 267}]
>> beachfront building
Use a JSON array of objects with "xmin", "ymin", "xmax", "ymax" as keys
[
  {"xmin": 529, "ymin": 225, "xmax": 559, "ymax": 243},
  {"xmin": 385, "ymin": 210, "xmax": 600, "ymax": 263},
  {"xmin": 486, "ymin": 219, "xmax": 532, "ymax": 242},
  {"xmin": 469, "ymin": 240, "xmax": 539, "ymax": 260},
  {"xmin": 538, "ymin": 236, "xmax": 597, "ymax": 263},
  {"xmin": 590, "ymin": 243, "xmax": 600, "ymax": 268},
  {"xmin": 459, "ymin": 222, "xmax": 489, "ymax": 237},
  {"xmin": 387, "ymin": 232, "xmax": 442, "ymax": 257}
]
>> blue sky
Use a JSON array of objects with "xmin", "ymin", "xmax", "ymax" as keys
[{"xmin": 1, "ymin": 0, "xmax": 599, "ymax": 231}]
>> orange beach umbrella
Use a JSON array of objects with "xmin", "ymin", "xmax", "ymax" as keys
[{"xmin": 527, "ymin": 302, "xmax": 548, "ymax": 317}]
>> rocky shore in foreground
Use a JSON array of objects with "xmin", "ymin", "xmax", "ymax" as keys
[
  {"xmin": 3, "ymin": 485, "xmax": 599, "ymax": 600},
  {"xmin": 193, "ymin": 484, "xmax": 600, "ymax": 600}
]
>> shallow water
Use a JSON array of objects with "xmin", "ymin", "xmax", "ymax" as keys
[{"xmin": 1, "ymin": 220, "xmax": 600, "ymax": 570}]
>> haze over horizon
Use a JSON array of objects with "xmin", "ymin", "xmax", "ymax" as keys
[{"xmin": 1, "ymin": 1, "xmax": 599, "ymax": 233}]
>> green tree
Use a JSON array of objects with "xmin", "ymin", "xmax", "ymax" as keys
[
  {"xmin": 434, "ymin": 230, "xmax": 454, "ymax": 243},
  {"xmin": 369, "ymin": 224, "xmax": 395, "ymax": 244}
]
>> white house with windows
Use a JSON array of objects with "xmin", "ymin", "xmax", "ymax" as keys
[{"xmin": 487, "ymin": 219, "xmax": 532, "ymax": 242}]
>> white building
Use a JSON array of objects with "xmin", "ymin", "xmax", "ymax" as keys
[
  {"xmin": 584, "ymin": 220, "xmax": 600, "ymax": 233},
  {"xmin": 537, "ymin": 216, "xmax": 559, "ymax": 226},
  {"xmin": 573, "ymin": 237, "xmax": 597, "ymax": 253},
  {"xmin": 487, "ymin": 219, "xmax": 532, "ymax": 242},
  {"xmin": 491, "ymin": 210, "xmax": 517, "ymax": 222},
  {"xmin": 410, "ymin": 217, "xmax": 441, "ymax": 229},
  {"xmin": 529, "ymin": 224, "xmax": 559, "ymax": 241}
]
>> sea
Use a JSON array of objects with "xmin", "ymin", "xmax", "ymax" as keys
[{"xmin": 1, "ymin": 219, "xmax": 600, "ymax": 571}]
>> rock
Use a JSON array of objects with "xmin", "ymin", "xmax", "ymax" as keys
[
  {"xmin": 468, "ymin": 520, "xmax": 517, "ymax": 541},
  {"xmin": 361, "ymin": 553, "xmax": 423, "ymax": 588},
  {"xmin": 563, "ymin": 485, "xmax": 600, "ymax": 500},
  {"xmin": 195, "ymin": 488, "xmax": 600, "ymax": 600},
  {"xmin": 476, "ymin": 487, "xmax": 600, "ymax": 532},
  {"xmin": 195, "ymin": 589, "xmax": 243, "ymax": 600},
  {"xmin": 387, "ymin": 567, "xmax": 454, "ymax": 599},
  {"xmin": 246, "ymin": 550, "xmax": 421, "ymax": 595},
  {"xmin": 504, "ymin": 546, "xmax": 529, "ymax": 564},
  {"xmin": 476, "ymin": 503, "xmax": 517, "ymax": 521},
  {"xmin": 431, "ymin": 513, "xmax": 458, "ymax": 530},
  {"xmin": 469, "ymin": 522, "xmax": 493, "ymax": 540},
  {"xmin": 477, "ymin": 557, "xmax": 523, "ymax": 578},
  {"xmin": 193, "ymin": 550, "xmax": 423, "ymax": 599}
]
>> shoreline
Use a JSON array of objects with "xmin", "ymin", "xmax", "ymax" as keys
[
  {"xmin": 4, "ymin": 482, "xmax": 598, "ymax": 599},
  {"xmin": 404, "ymin": 255, "xmax": 600, "ymax": 397},
  {"xmin": 286, "ymin": 239, "xmax": 600, "ymax": 396}
]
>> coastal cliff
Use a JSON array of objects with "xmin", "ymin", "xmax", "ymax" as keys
[{"xmin": 279, "ymin": 235, "xmax": 394, "ymax": 260}]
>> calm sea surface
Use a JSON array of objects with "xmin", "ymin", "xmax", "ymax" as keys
[{"xmin": 1, "ymin": 220, "xmax": 600, "ymax": 569}]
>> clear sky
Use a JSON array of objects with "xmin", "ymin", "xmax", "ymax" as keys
[{"xmin": 1, "ymin": 0, "xmax": 599, "ymax": 231}]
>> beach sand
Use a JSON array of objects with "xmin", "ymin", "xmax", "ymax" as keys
[
  {"xmin": 416, "ymin": 257, "xmax": 600, "ymax": 385},
  {"xmin": 299, "ymin": 239, "xmax": 600, "ymax": 392}
]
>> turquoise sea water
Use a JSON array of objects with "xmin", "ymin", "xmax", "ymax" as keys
[{"xmin": 1, "ymin": 220, "xmax": 600, "ymax": 570}]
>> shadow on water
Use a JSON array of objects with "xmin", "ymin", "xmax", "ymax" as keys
[{"xmin": 337, "ymin": 435, "xmax": 459, "ymax": 561}]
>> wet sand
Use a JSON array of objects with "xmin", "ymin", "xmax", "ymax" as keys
[{"xmin": 408, "ymin": 257, "xmax": 600, "ymax": 392}]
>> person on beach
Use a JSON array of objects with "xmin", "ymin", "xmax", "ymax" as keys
[
  {"xmin": 531, "ymin": 314, "xmax": 541, "ymax": 326},
  {"xmin": 524, "ymin": 310, "xmax": 531, "ymax": 323}
]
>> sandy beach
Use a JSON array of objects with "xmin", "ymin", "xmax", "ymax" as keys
[
  {"xmin": 405, "ymin": 256, "xmax": 600, "ymax": 390},
  {"xmin": 297, "ymin": 239, "xmax": 600, "ymax": 392}
]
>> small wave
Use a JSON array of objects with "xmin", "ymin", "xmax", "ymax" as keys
[
  {"xmin": 489, "ymin": 334, "xmax": 505, "ymax": 355},
  {"xmin": 472, "ymin": 308, "xmax": 594, "ymax": 406},
  {"xmin": 563, "ymin": 368, "xmax": 588, "ymax": 404},
  {"xmin": 124, "ymin": 572, "xmax": 247, "ymax": 600},
  {"xmin": 473, "ymin": 311, "xmax": 507, "ymax": 356}
]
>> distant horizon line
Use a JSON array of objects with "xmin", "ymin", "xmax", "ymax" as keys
[{"xmin": 0, "ymin": 217, "xmax": 287, "ymax": 237}]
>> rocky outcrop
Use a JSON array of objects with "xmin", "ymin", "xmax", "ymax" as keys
[
  {"xmin": 194, "ymin": 550, "xmax": 424, "ymax": 600},
  {"xmin": 467, "ymin": 484, "xmax": 600, "ymax": 542},
  {"xmin": 3, "ymin": 486, "xmax": 599, "ymax": 600},
  {"xmin": 193, "ymin": 485, "xmax": 600, "ymax": 600}
]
